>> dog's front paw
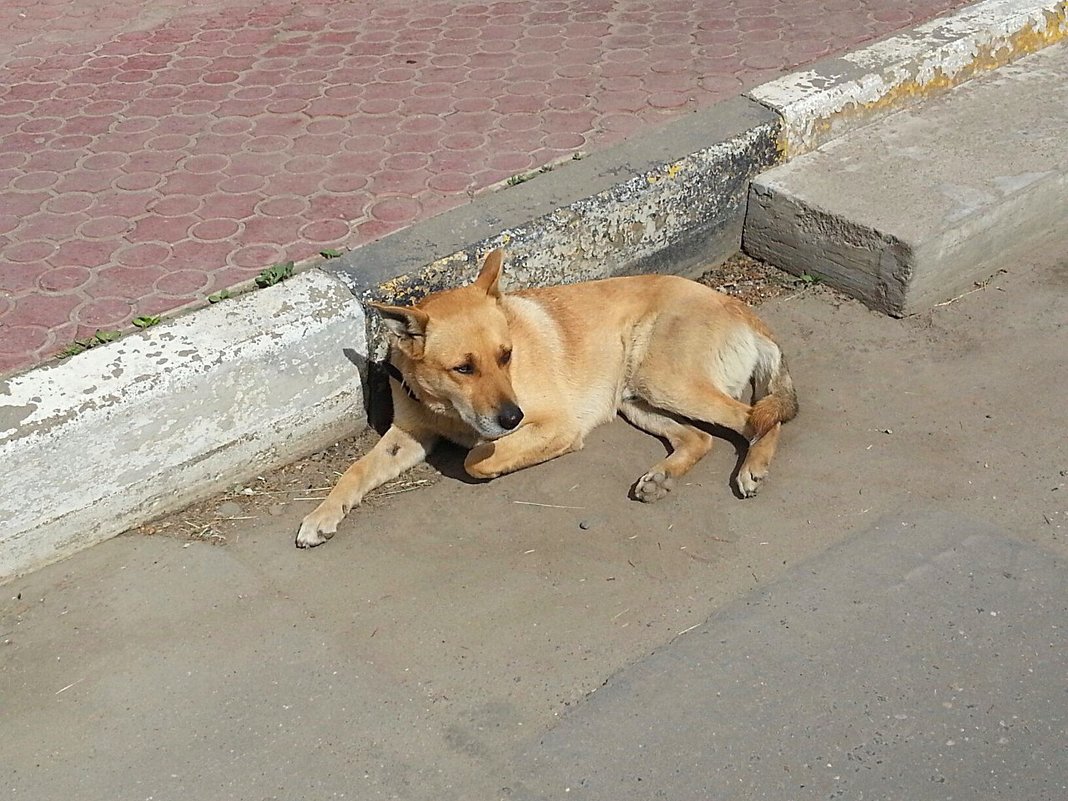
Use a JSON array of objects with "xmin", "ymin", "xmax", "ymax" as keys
[
  {"xmin": 634, "ymin": 470, "xmax": 675, "ymax": 503},
  {"xmin": 735, "ymin": 467, "xmax": 765, "ymax": 498},
  {"xmin": 296, "ymin": 501, "xmax": 345, "ymax": 548}
]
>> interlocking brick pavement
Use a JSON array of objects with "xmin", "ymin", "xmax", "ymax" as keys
[{"xmin": 1, "ymin": 0, "xmax": 973, "ymax": 375}]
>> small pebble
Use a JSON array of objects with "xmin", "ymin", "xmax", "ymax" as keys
[
  {"xmin": 216, "ymin": 501, "xmax": 243, "ymax": 517},
  {"xmin": 579, "ymin": 520, "xmax": 591, "ymax": 530}
]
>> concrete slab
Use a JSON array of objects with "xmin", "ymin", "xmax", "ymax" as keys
[
  {"xmin": 515, "ymin": 510, "xmax": 1068, "ymax": 800},
  {"xmin": 744, "ymin": 43, "xmax": 1068, "ymax": 315},
  {"xmin": 0, "ymin": 270, "xmax": 367, "ymax": 582},
  {"xmin": 749, "ymin": 0, "xmax": 1068, "ymax": 155}
]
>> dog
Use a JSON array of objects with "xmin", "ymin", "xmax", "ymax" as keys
[{"xmin": 296, "ymin": 249, "xmax": 797, "ymax": 548}]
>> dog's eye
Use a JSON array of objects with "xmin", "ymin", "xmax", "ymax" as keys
[
  {"xmin": 499, "ymin": 349, "xmax": 512, "ymax": 366},
  {"xmin": 452, "ymin": 362, "xmax": 475, "ymax": 375}
]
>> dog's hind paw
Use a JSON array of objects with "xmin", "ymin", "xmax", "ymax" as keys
[
  {"xmin": 735, "ymin": 467, "xmax": 765, "ymax": 498},
  {"xmin": 634, "ymin": 470, "xmax": 675, "ymax": 503}
]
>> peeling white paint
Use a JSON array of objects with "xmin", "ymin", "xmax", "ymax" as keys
[{"xmin": 749, "ymin": 0, "xmax": 1068, "ymax": 153}]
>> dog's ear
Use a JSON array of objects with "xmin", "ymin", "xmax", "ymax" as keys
[
  {"xmin": 369, "ymin": 302, "xmax": 429, "ymax": 342},
  {"xmin": 473, "ymin": 248, "xmax": 505, "ymax": 298}
]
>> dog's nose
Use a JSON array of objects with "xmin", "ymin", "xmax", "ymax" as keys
[{"xmin": 497, "ymin": 403, "xmax": 524, "ymax": 431}]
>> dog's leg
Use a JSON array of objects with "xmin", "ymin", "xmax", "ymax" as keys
[
  {"xmin": 620, "ymin": 400, "xmax": 714, "ymax": 503},
  {"xmin": 637, "ymin": 379, "xmax": 753, "ymax": 438},
  {"xmin": 296, "ymin": 425, "xmax": 437, "ymax": 548},
  {"xmin": 735, "ymin": 422, "xmax": 781, "ymax": 497},
  {"xmin": 463, "ymin": 422, "xmax": 582, "ymax": 479}
]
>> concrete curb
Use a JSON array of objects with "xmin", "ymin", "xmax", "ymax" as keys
[
  {"xmin": 749, "ymin": 0, "xmax": 1068, "ymax": 155},
  {"xmin": 0, "ymin": 271, "xmax": 366, "ymax": 581},
  {"xmin": 5, "ymin": 0, "xmax": 1059, "ymax": 580}
]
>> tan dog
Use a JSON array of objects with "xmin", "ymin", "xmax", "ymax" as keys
[{"xmin": 296, "ymin": 249, "xmax": 797, "ymax": 548}]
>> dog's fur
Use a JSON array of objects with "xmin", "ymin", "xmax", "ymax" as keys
[{"xmin": 296, "ymin": 249, "xmax": 797, "ymax": 547}]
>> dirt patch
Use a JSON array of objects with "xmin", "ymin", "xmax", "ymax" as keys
[
  {"xmin": 695, "ymin": 250, "xmax": 810, "ymax": 305},
  {"xmin": 133, "ymin": 427, "xmax": 439, "ymax": 545}
]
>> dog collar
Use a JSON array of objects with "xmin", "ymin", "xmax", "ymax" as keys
[{"xmin": 385, "ymin": 362, "xmax": 420, "ymax": 403}]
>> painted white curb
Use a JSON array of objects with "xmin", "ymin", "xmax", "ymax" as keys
[
  {"xmin": 0, "ymin": 270, "xmax": 366, "ymax": 582},
  {"xmin": 749, "ymin": 0, "xmax": 1068, "ymax": 155}
]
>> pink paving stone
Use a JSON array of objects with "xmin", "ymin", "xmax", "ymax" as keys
[
  {"xmin": 37, "ymin": 266, "xmax": 93, "ymax": 293},
  {"xmin": 4, "ymin": 292, "xmax": 80, "ymax": 328},
  {"xmin": 256, "ymin": 196, "xmax": 311, "ymax": 218},
  {"xmin": 299, "ymin": 219, "xmax": 351, "ymax": 244},
  {"xmin": 5, "ymin": 240, "xmax": 59, "ymax": 263},
  {"xmin": 240, "ymin": 215, "xmax": 304, "ymax": 248},
  {"xmin": 454, "ymin": 97, "xmax": 495, "ymax": 113},
  {"xmin": 384, "ymin": 152, "xmax": 431, "ymax": 171},
  {"xmin": 243, "ymin": 135, "xmax": 290, "ymax": 153},
  {"xmin": 595, "ymin": 89, "xmax": 650, "ymax": 113},
  {"xmin": 169, "ymin": 239, "xmax": 236, "ymax": 271},
  {"xmin": 154, "ymin": 269, "xmax": 212, "ymax": 296},
  {"xmin": 15, "ymin": 212, "xmax": 89, "ymax": 243},
  {"xmin": 319, "ymin": 174, "xmax": 369, "ymax": 193},
  {"xmin": 0, "ymin": 152, "xmax": 29, "ymax": 171},
  {"xmin": 401, "ymin": 94, "xmax": 456, "ymax": 115},
  {"xmin": 90, "ymin": 265, "xmax": 167, "ymax": 299},
  {"xmin": 370, "ymin": 197, "xmax": 421, "ymax": 224},
  {"xmin": 218, "ymin": 174, "xmax": 269, "ymax": 194},
  {"xmin": 12, "ymin": 168, "xmax": 64, "ymax": 192},
  {"xmin": 17, "ymin": 117, "xmax": 65, "ymax": 135},
  {"xmin": 149, "ymin": 195, "xmax": 202, "ymax": 216},
  {"xmin": 0, "ymin": 326, "xmax": 52, "ymax": 356},
  {"xmin": 129, "ymin": 214, "xmax": 196, "ymax": 243},
  {"xmin": 306, "ymin": 118, "xmax": 348, "ymax": 135},
  {"xmin": 442, "ymin": 132, "xmax": 486, "ymax": 151},
  {"xmin": 197, "ymin": 192, "xmax": 259, "ymax": 221},
  {"xmin": 284, "ymin": 154, "xmax": 329, "ymax": 175},
  {"xmin": 114, "ymin": 242, "xmax": 173, "ymax": 268},
  {"xmin": 155, "ymin": 171, "xmax": 220, "ymax": 196},
  {"xmin": 209, "ymin": 117, "xmax": 254, "ymax": 135},
  {"xmin": 542, "ymin": 132, "xmax": 586, "ymax": 150},
  {"xmin": 81, "ymin": 152, "xmax": 131, "ymax": 171},
  {"xmin": 427, "ymin": 172, "xmax": 475, "ymax": 193},
  {"xmin": 189, "ymin": 219, "xmax": 242, "ymax": 242},
  {"xmin": 49, "ymin": 240, "xmax": 116, "ymax": 270},
  {"xmin": 494, "ymin": 94, "xmax": 543, "ymax": 114},
  {"xmin": 4, "ymin": 190, "xmax": 49, "ymax": 218},
  {"xmin": 371, "ymin": 169, "xmax": 433, "ymax": 196},
  {"xmin": 261, "ymin": 173, "xmax": 324, "ymax": 201},
  {"xmin": 183, "ymin": 154, "xmax": 229, "ymax": 174},
  {"xmin": 147, "ymin": 133, "xmax": 195, "ymax": 151},
  {"xmin": 292, "ymin": 132, "xmax": 349, "ymax": 156},
  {"xmin": 75, "ymin": 297, "xmax": 136, "ymax": 328},
  {"xmin": 0, "ymin": 263, "xmax": 48, "ymax": 295},
  {"xmin": 230, "ymin": 243, "xmax": 287, "ymax": 270},
  {"xmin": 178, "ymin": 100, "xmax": 222, "ymax": 116},
  {"xmin": 78, "ymin": 216, "xmax": 134, "ymax": 239}
]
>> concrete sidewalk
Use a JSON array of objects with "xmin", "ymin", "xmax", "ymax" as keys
[{"xmin": 2, "ymin": 237, "xmax": 1064, "ymax": 801}]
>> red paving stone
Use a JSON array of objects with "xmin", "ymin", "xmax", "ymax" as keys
[{"xmin": 1, "ymin": 0, "xmax": 974, "ymax": 376}]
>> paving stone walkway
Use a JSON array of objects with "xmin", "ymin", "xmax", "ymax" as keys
[{"xmin": 0, "ymin": 0, "xmax": 972, "ymax": 375}]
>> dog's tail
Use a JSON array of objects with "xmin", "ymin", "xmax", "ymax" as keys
[{"xmin": 747, "ymin": 341, "xmax": 798, "ymax": 442}]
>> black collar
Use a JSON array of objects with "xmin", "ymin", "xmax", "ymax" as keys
[{"xmin": 385, "ymin": 362, "xmax": 420, "ymax": 402}]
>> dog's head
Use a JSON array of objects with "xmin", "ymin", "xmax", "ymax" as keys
[{"xmin": 370, "ymin": 249, "xmax": 524, "ymax": 440}]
